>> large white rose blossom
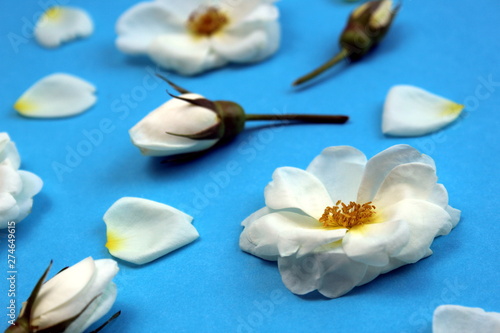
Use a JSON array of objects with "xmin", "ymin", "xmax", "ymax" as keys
[
  {"xmin": 239, "ymin": 144, "xmax": 460, "ymax": 298},
  {"xmin": 115, "ymin": 0, "xmax": 280, "ymax": 75},
  {"xmin": 6, "ymin": 257, "xmax": 119, "ymax": 333},
  {"xmin": 0, "ymin": 133, "xmax": 43, "ymax": 229}
]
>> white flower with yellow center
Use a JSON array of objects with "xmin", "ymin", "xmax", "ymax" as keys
[
  {"xmin": 116, "ymin": 0, "xmax": 280, "ymax": 75},
  {"xmin": 239, "ymin": 144, "xmax": 460, "ymax": 298}
]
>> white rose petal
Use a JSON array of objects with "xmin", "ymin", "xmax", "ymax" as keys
[
  {"xmin": 104, "ymin": 197, "xmax": 199, "ymax": 265},
  {"xmin": 433, "ymin": 305, "xmax": 500, "ymax": 333},
  {"xmin": 116, "ymin": 0, "xmax": 280, "ymax": 75},
  {"xmin": 382, "ymin": 85, "xmax": 464, "ymax": 137},
  {"xmin": 0, "ymin": 133, "xmax": 21, "ymax": 169},
  {"xmin": 240, "ymin": 144, "xmax": 460, "ymax": 298},
  {"xmin": 129, "ymin": 93, "xmax": 219, "ymax": 156},
  {"xmin": 14, "ymin": 73, "xmax": 97, "ymax": 118},
  {"xmin": 35, "ymin": 6, "xmax": 93, "ymax": 48}
]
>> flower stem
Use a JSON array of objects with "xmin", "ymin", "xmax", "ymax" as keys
[
  {"xmin": 293, "ymin": 48, "xmax": 350, "ymax": 86},
  {"xmin": 245, "ymin": 114, "xmax": 348, "ymax": 124}
]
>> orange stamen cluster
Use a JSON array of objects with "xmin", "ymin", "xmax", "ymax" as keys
[
  {"xmin": 319, "ymin": 200, "xmax": 376, "ymax": 229},
  {"xmin": 187, "ymin": 7, "xmax": 229, "ymax": 37}
]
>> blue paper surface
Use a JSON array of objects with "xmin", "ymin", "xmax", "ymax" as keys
[{"xmin": 1, "ymin": 0, "xmax": 499, "ymax": 332}]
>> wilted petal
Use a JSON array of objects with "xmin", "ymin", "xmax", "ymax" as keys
[
  {"xmin": 104, "ymin": 197, "xmax": 199, "ymax": 265},
  {"xmin": 433, "ymin": 305, "xmax": 500, "ymax": 333},
  {"xmin": 32, "ymin": 257, "xmax": 96, "ymax": 329},
  {"xmin": 306, "ymin": 146, "xmax": 367, "ymax": 203},
  {"xmin": 382, "ymin": 85, "xmax": 464, "ymax": 137},
  {"xmin": 149, "ymin": 33, "xmax": 225, "ymax": 75},
  {"xmin": 0, "ymin": 133, "xmax": 21, "ymax": 169},
  {"xmin": 14, "ymin": 73, "xmax": 97, "ymax": 118},
  {"xmin": 358, "ymin": 144, "xmax": 435, "ymax": 203},
  {"xmin": 35, "ymin": 6, "xmax": 93, "ymax": 48},
  {"xmin": 265, "ymin": 167, "xmax": 334, "ymax": 220},
  {"xmin": 240, "ymin": 211, "xmax": 346, "ymax": 258},
  {"xmin": 116, "ymin": 2, "xmax": 183, "ymax": 54},
  {"xmin": 129, "ymin": 93, "xmax": 219, "ymax": 156}
]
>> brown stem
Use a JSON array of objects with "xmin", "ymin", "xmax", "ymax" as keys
[
  {"xmin": 293, "ymin": 48, "xmax": 350, "ymax": 86},
  {"xmin": 245, "ymin": 114, "xmax": 348, "ymax": 124}
]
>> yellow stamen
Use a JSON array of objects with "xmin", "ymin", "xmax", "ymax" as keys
[
  {"xmin": 106, "ymin": 231, "xmax": 124, "ymax": 252},
  {"xmin": 319, "ymin": 200, "xmax": 377, "ymax": 229},
  {"xmin": 187, "ymin": 6, "xmax": 229, "ymax": 37}
]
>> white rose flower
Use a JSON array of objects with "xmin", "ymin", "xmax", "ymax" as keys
[
  {"xmin": 116, "ymin": 0, "xmax": 280, "ymax": 75},
  {"xmin": 239, "ymin": 144, "xmax": 460, "ymax": 298},
  {"xmin": 0, "ymin": 133, "xmax": 43, "ymax": 229},
  {"xmin": 6, "ymin": 257, "xmax": 119, "ymax": 333},
  {"xmin": 433, "ymin": 305, "xmax": 500, "ymax": 333}
]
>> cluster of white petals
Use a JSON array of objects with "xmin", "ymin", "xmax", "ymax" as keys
[
  {"xmin": 104, "ymin": 197, "xmax": 199, "ymax": 265},
  {"xmin": 129, "ymin": 93, "xmax": 219, "ymax": 156},
  {"xmin": 383, "ymin": 85, "xmax": 464, "ymax": 137},
  {"xmin": 116, "ymin": 0, "xmax": 280, "ymax": 75},
  {"xmin": 27, "ymin": 257, "xmax": 118, "ymax": 333},
  {"xmin": 433, "ymin": 305, "xmax": 500, "ymax": 333},
  {"xmin": 0, "ymin": 133, "xmax": 43, "ymax": 229},
  {"xmin": 14, "ymin": 73, "xmax": 97, "ymax": 118},
  {"xmin": 35, "ymin": 6, "xmax": 94, "ymax": 48},
  {"xmin": 240, "ymin": 144, "xmax": 460, "ymax": 298}
]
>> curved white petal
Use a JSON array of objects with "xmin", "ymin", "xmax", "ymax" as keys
[
  {"xmin": 433, "ymin": 305, "xmax": 500, "ymax": 333},
  {"xmin": 306, "ymin": 146, "xmax": 367, "ymax": 203},
  {"xmin": 211, "ymin": 20, "xmax": 280, "ymax": 63},
  {"xmin": 148, "ymin": 33, "xmax": 225, "ymax": 75},
  {"xmin": 0, "ymin": 133, "xmax": 21, "ymax": 169},
  {"xmin": 240, "ymin": 211, "xmax": 346, "ymax": 259},
  {"xmin": 35, "ymin": 6, "xmax": 93, "ymax": 48},
  {"xmin": 66, "ymin": 282, "xmax": 117, "ymax": 333},
  {"xmin": 14, "ymin": 73, "xmax": 97, "ymax": 118},
  {"xmin": 63, "ymin": 260, "xmax": 118, "ymax": 333},
  {"xmin": 156, "ymin": 0, "xmax": 201, "ymax": 19},
  {"xmin": 222, "ymin": 0, "xmax": 278, "ymax": 25},
  {"xmin": 265, "ymin": 167, "xmax": 334, "ymax": 220},
  {"xmin": 129, "ymin": 93, "xmax": 219, "ymax": 156},
  {"xmin": 445, "ymin": 205, "xmax": 461, "ymax": 229},
  {"xmin": 278, "ymin": 248, "xmax": 368, "ymax": 298},
  {"xmin": 382, "ymin": 85, "xmax": 464, "ymax": 137},
  {"xmin": 385, "ymin": 199, "xmax": 455, "ymax": 263},
  {"xmin": 104, "ymin": 197, "xmax": 199, "ymax": 265},
  {"xmin": 372, "ymin": 162, "xmax": 439, "ymax": 208},
  {"xmin": 12, "ymin": 170, "xmax": 43, "ymax": 223},
  {"xmin": 342, "ymin": 219, "xmax": 410, "ymax": 266},
  {"xmin": 32, "ymin": 257, "xmax": 96, "ymax": 329},
  {"xmin": 116, "ymin": 2, "xmax": 184, "ymax": 54},
  {"xmin": 0, "ymin": 193, "xmax": 19, "ymax": 229},
  {"xmin": 357, "ymin": 144, "xmax": 435, "ymax": 203},
  {"xmin": 0, "ymin": 165, "xmax": 22, "ymax": 196}
]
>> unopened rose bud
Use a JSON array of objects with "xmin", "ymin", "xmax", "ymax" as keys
[{"xmin": 293, "ymin": 0, "xmax": 400, "ymax": 86}]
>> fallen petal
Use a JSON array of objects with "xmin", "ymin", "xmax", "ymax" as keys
[
  {"xmin": 14, "ymin": 73, "xmax": 97, "ymax": 118},
  {"xmin": 382, "ymin": 85, "xmax": 464, "ymax": 137},
  {"xmin": 35, "ymin": 6, "xmax": 93, "ymax": 48},
  {"xmin": 433, "ymin": 305, "xmax": 500, "ymax": 333},
  {"xmin": 103, "ymin": 197, "xmax": 199, "ymax": 265}
]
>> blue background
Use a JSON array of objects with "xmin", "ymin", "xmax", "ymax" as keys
[{"xmin": 1, "ymin": 0, "xmax": 499, "ymax": 332}]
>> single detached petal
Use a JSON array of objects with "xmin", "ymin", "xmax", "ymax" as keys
[
  {"xmin": 149, "ymin": 33, "xmax": 226, "ymax": 75},
  {"xmin": 306, "ymin": 146, "xmax": 367, "ymax": 203},
  {"xmin": 382, "ymin": 85, "xmax": 464, "ymax": 137},
  {"xmin": 104, "ymin": 197, "xmax": 199, "ymax": 265},
  {"xmin": 265, "ymin": 167, "xmax": 334, "ymax": 220},
  {"xmin": 34, "ymin": 6, "xmax": 93, "ymax": 48},
  {"xmin": 433, "ymin": 305, "xmax": 500, "ymax": 333},
  {"xmin": 32, "ymin": 257, "xmax": 96, "ymax": 329},
  {"xmin": 357, "ymin": 144, "xmax": 435, "ymax": 203},
  {"xmin": 116, "ymin": 2, "xmax": 184, "ymax": 54},
  {"xmin": 0, "ymin": 133, "xmax": 21, "ymax": 169},
  {"xmin": 14, "ymin": 73, "xmax": 97, "ymax": 118},
  {"xmin": 240, "ymin": 211, "xmax": 346, "ymax": 259},
  {"xmin": 129, "ymin": 93, "xmax": 219, "ymax": 156}
]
